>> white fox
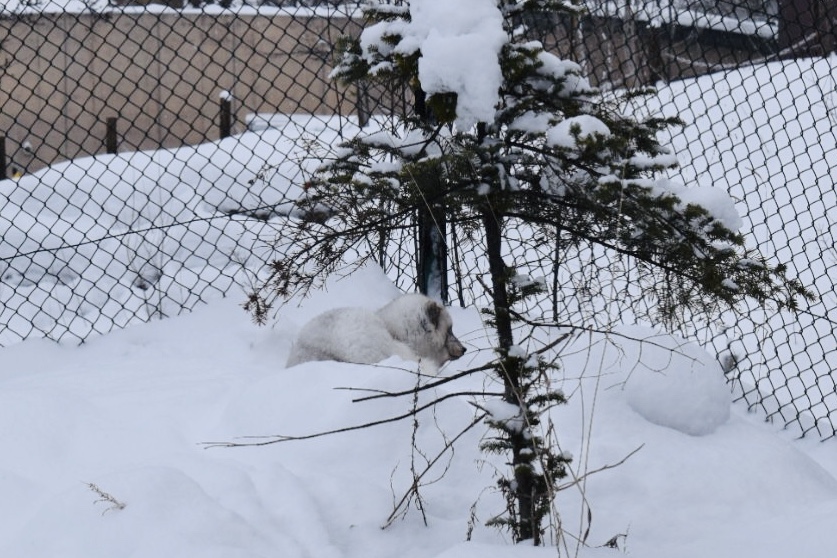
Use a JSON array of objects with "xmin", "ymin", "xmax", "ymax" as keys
[{"xmin": 286, "ymin": 294, "xmax": 466, "ymax": 372}]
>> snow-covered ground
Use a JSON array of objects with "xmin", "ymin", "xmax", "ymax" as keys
[
  {"xmin": 2, "ymin": 1, "xmax": 837, "ymax": 554},
  {"xmin": 3, "ymin": 264, "xmax": 837, "ymax": 558}
]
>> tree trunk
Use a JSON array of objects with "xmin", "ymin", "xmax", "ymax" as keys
[
  {"xmin": 482, "ymin": 206, "xmax": 513, "ymax": 354},
  {"xmin": 482, "ymin": 205, "xmax": 537, "ymax": 543}
]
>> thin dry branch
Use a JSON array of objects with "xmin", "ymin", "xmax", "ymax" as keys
[
  {"xmin": 506, "ymin": 306, "xmax": 703, "ymax": 367},
  {"xmin": 383, "ymin": 413, "xmax": 488, "ymax": 529},
  {"xmin": 203, "ymin": 390, "xmax": 488, "ymax": 449},
  {"xmin": 86, "ymin": 482, "xmax": 127, "ymax": 515},
  {"xmin": 342, "ymin": 363, "xmax": 497, "ymax": 403},
  {"xmin": 554, "ymin": 444, "xmax": 644, "ymax": 493}
]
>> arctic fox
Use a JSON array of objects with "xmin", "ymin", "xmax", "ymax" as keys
[{"xmin": 286, "ymin": 294, "xmax": 466, "ymax": 372}]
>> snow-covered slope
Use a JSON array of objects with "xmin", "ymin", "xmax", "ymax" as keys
[
  {"xmin": 649, "ymin": 55, "xmax": 837, "ymax": 434},
  {"xmin": 2, "ymin": 265, "xmax": 837, "ymax": 557}
]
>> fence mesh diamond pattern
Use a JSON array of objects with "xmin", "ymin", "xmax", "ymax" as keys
[{"xmin": 1, "ymin": 1, "xmax": 836, "ymax": 439}]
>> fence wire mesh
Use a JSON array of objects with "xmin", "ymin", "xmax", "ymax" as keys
[{"xmin": 1, "ymin": 1, "xmax": 835, "ymax": 438}]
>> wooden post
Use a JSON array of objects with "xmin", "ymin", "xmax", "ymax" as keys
[
  {"xmin": 220, "ymin": 95, "xmax": 232, "ymax": 139},
  {"xmin": 0, "ymin": 136, "xmax": 6, "ymax": 180},
  {"xmin": 106, "ymin": 117, "xmax": 118, "ymax": 154}
]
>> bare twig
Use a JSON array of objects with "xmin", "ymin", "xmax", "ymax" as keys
[
  {"xmin": 203, "ymin": 391, "xmax": 488, "ymax": 449},
  {"xmin": 86, "ymin": 482, "xmax": 126, "ymax": 515},
  {"xmin": 408, "ymin": 373, "xmax": 430, "ymax": 526},
  {"xmin": 342, "ymin": 363, "xmax": 497, "ymax": 403},
  {"xmin": 554, "ymin": 444, "xmax": 644, "ymax": 493},
  {"xmin": 382, "ymin": 413, "xmax": 487, "ymax": 529}
]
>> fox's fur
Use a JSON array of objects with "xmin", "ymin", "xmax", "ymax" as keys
[{"xmin": 286, "ymin": 294, "xmax": 466, "ymax": 372}]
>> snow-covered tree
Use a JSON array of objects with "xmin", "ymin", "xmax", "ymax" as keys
[{"xmin": 248, "ymin": 0, "xmax": 811, "ymax": 544}]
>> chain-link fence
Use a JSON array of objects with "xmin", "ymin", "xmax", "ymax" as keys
[{"xmin": 1, "ymin": 1, "xmax": 836, "ymax": 437}]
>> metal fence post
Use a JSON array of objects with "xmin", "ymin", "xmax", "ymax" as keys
[
  {"xmin": 356, "ymin": 82, "xmax": 369, "ymax": 128},
  {"xmin": 0, "ymin": 136, "xmax": 6, "ymax": 180},
  {"xmin": 220, "ymin": 93, "xmax": 232, "ymax": 139},
  {"xmin": 414, "ymin": 87, "xmax": 448, "ymax": 304},
  {"xmin": 106, "ymin": 117, "xmax": 118, "ymax": 154}
]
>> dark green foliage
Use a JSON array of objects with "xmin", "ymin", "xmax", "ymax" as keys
[
  {"xmin": 479, "ymin": 348, "xmax": 571, "ymax": 545},
  {"xmin": 311, "ymin": 0, "xmax": 811, "ymax": 315}
]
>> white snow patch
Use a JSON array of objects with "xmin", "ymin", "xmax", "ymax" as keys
[
  {"xmin": 508, "ymin": 111, "xmax": 553, "ymax": 134},
  {"xmin": 546, "ymin": 115, "xmax": 611, "ymax": 149},
  {"xmin": 364, "ymin": 0, "xmax": 507, "ymax": 129},
  {"xmin": 629, "ymin": 150, "xmax": 679, "ymax": 169},
  {"xmin": 536, "ymin": 51, "xmax": 593, "ymax": 96},
  {"xmin": 653, "ymin": 178, "xmax": 744, "ymax": 231},
  {"xmin": 615, "ymin": 325, "xmax": 732, "ymax": 436},
  {"xmin": 482, "ymin": 398, "xmax": 525, "ymax": 433}
]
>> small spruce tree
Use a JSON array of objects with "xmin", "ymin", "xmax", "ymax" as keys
[{"xmin": 248, "ymin": 0, "xmax": 811, "ymax": 544}]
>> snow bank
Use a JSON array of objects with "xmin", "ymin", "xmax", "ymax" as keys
[
  {"xmin": 614, "ymin": 325, "xmax": 732, "ymax": 436},
  {"xmin": 0, "ymin": 119, "xmax": 366, "ymax": 345},
  {"xmin": 3, "ymin": 269, "xmax": 837, "ymax": 558}
]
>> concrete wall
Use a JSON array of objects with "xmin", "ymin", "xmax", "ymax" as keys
[
  {"xmin": 0, "ymin": 12, "xmax": 363, "ymax": 173},
  {"xmin": 1, "ymin": 10, "xmax": 800, "ymax": 175}
]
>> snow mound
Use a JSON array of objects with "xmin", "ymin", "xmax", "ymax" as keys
[{"xmin": 616, "ymin": 326, "xmax": 731, "ymax": 436}]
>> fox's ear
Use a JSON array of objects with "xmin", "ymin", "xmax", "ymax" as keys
[{"xmin": 425, "ymin": 301, "xmax": 442, "ymax": 329}]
